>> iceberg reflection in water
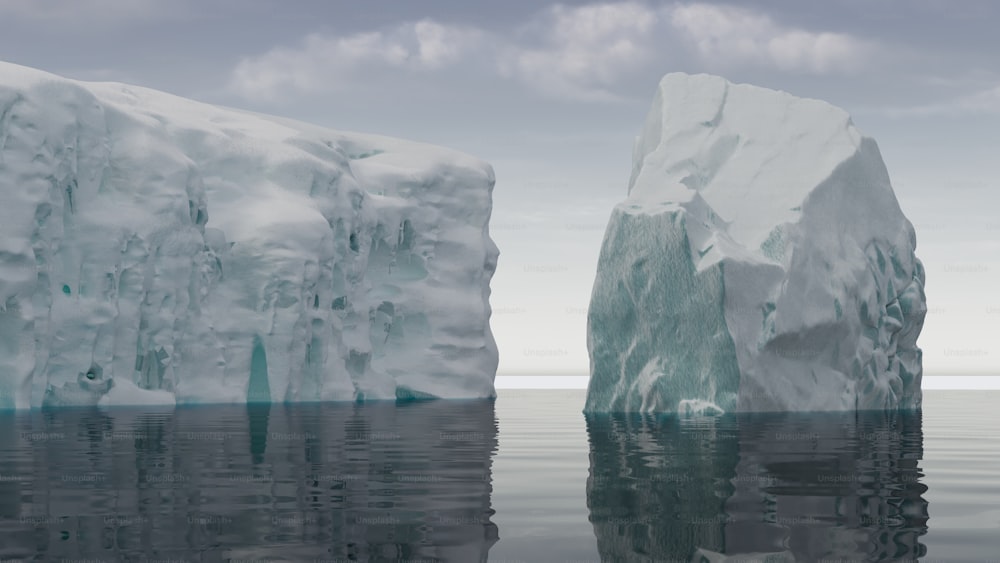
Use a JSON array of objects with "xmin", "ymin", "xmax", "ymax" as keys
[
  {"xmin": 0, "ymin": 400, "xmax": 498, "ymax": 561},
  {"xmin": 585, "ymin": 409, "xmax": 928, "ymax": 562}
]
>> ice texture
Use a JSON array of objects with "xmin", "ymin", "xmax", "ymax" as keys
[
  {"xmin": 0, "ymin": 62, "xmax": 499, "ymax": 408},
  {"xmin": 585, "ymin": 73, "xmax": 926, "ymax": 413}
]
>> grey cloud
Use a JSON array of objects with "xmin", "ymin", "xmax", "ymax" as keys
[{"xmin": 228, "ymin": 1, "xmax": 889, "ymax": 105}]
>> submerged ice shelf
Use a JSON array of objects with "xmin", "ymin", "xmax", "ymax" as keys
[
  {"xmin": 0, "ymin": 62, "xmax": 499, "ymax": 408},
  {"xmin": 585, "ymin": 73, "xmax": 926, "ymax": 413}
]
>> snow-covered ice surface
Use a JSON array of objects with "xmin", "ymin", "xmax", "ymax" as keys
[
  {"xmin": 585, "ymin": 73, "xmax": 926, "ymax": 413},
  {"xmin": 0, "ymin": 62, "xmax": 499, "ymax": 409}
]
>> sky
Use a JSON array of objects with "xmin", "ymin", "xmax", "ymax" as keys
[{"xmin": 1, "ymin": 0, "xmax": 998, "ymax": 375}]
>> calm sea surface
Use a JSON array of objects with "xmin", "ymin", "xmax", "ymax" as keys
[{"xmin": 0, "ymin": 389, "xmax": 997, "ymax": 562}]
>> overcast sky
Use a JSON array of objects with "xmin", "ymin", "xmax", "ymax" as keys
[{"xmin": 2, "ymin": 0, "xmax": 998, "ymax": 375}]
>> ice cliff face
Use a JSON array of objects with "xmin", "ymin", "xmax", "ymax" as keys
[
  {"xmin": 586, "ymin": 73, "xmax": 926, "ymax": 413},
  {"xmin": 0, "ymin": 62, "xmax": 498, "ymax": 408}
]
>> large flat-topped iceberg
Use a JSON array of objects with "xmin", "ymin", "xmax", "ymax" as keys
[
  {"xmin": 586, "ymin": 73, "xmax": 926, "ymax": 413},
  {"xmin": 0, "ymin": 62, "xmax": 498, "ymax": 409}
]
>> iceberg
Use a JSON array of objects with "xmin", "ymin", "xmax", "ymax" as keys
[
  {"xmin": 585, "ymin": 73, "xmax": 926, "ymax": 413},
  {"xmin": 0, "ymin": 62, "xmax": 499, "ymax": 408}
]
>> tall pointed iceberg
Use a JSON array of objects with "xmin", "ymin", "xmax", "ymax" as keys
[{"xmin": 585, "ymin": 73, "xmax": 926, "ymax": 413}]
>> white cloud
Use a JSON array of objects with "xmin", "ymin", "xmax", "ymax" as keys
[
  {"xmin": 498, "ymin": 2, "xmax": 661, "ymax": 101},
  {"xmin": 232, "ymin": 3, "xmax": 663, "ymax": 104},
  {"xmin": 669, "ymin": 3, "xmax": 871, "ymax": 73},
  {"xmin": 413, "ymin": 20, "xmax": 475, "ymax": 68},
  {"xmin": 230, "ymin": 20, "xmax": 483, "ymax": 101},
  {"xmin": 229, "ymin": 1, "xmax": 882, "ymax": 104}
]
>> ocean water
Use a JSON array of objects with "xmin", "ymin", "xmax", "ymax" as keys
[{"xmin": 0, "ymin": 389, "xmax": 996, "ymax": 562}]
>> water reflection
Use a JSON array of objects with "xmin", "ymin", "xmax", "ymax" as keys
[
  {"xmin": 0, "ymin": 400, "xmax": 499, "ymax": 561},
  {"xmin": 585, "ymin": 410, "xmax": 927, "ymax": 562}
]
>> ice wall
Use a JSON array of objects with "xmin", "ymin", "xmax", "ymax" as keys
[{"xmin": 0, "ymin": 62, "xmax": 499, "ymax": 408}]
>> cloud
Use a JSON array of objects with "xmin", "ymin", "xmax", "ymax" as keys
[
  {"xmin": 498, "ymin": 2, "xmax": 661, "ymax": 101},
  {"xmin": 954, "ymin": 85, "xmax": 1000, "ymax": 113},
  {"xmin": 229, "ymin": 1, "xmax": 882, "ymax": 104},
  {"xmin": 669, "ymin": 3, "xmax": 872, "ymax": 73},
  {"xmin": 230, "ymin": 20, "xmax": 483, "ymax": 101},
  {"xmin": 412, "ymin": 20, "xmax": 477, "ymax": 68}
]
